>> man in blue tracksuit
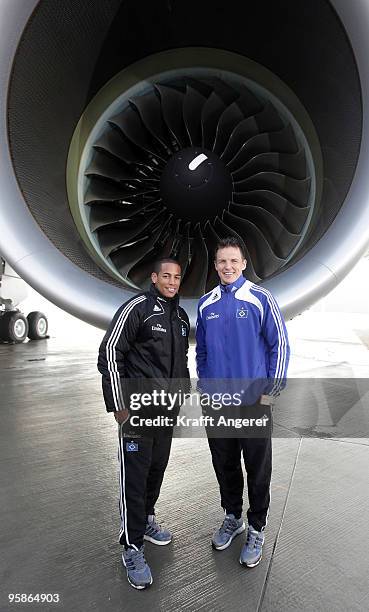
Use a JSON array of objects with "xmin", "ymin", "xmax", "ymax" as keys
[{"xmin": 196, "ymin": 236, "xmax": 290, "ymax": 568}]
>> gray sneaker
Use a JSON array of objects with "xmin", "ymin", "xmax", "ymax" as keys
[
  {"xmin": 122, "ymin": 545, "xmax": 153, "ymax": 589},
  {"xmin": 239, "ymin": 525, "xmax": 265, "ymax": 567},
  {"xmin": 212, "ymin": 514, "xmax": 245, "ymax": 550},
  {"xmin": 144, "ymin": 514, "xmax": 172, "ymax": 546}
]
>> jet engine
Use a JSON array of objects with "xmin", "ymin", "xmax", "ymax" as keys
[{"xmin": 1, "ymin": 0, "xmax": 369, "ymax": 328}]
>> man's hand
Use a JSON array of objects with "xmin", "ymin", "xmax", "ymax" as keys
[
  {"xmin": 114, "ymin": 408, "xmax": 130, "ymax": 424},
  {"xmin": 260, "ymin": 394, "xmax": 274, "ymax": 406}
]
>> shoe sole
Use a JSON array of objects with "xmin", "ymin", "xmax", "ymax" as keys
[
  {"xmin": 240, "ymin": 554, "xmax": 262, "ymax": 568},
  {"xmin": 122, "ymin": 556, "xmax": 153, "ymax": 590},
  {"xmin": 144, "ymin": 534, "xmax": 172, "ymax": 546},
  {"xmin": 212, "ymin": 522, "xmax": 246, "ymax": 551},
  {"xmin": 126, "ymin": 575, "xmax": 153, "ymax": 590}
]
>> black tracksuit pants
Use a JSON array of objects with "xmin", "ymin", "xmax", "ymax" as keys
[
  {"xmin": 207, "ymin": 434, "xmax": 272, "ymax": 531},
  {"xmin": 117, "ymin": 428, "xmax": 173, "ymax": 549}
]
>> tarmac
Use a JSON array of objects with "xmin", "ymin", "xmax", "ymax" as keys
[{"xmin": 1, "ymin": 300, "xmax": 369, "ymax": 611}]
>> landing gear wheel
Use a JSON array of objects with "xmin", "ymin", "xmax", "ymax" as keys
[
  {"xmin": 0, "ymin": 311, "xmax": 29, "ymax": 343},
  {"xmin": 27, "ymin": 311, "xmax": 48, "ymax": 340}
]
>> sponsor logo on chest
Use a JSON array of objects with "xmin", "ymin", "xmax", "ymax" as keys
[
  {"xmin": 206, "ymin": 312, "xmax": 220, "ymax": 320},
  {"xmin": 152, "ymin": 323, "xmax": 167, "ymax": 333}
]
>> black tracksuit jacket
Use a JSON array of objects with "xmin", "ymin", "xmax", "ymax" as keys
[{"xmin": 97, "ymin": 284, "xmax": 190, "ymax": 415}]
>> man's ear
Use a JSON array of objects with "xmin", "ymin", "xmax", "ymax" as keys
[
  {"xmin": 242, "ymin": 259, "xmax": 247, "ymax": 271},
  {"xmin": 151, "ymin": 272, "xmax": 158, "ymax": 284}
]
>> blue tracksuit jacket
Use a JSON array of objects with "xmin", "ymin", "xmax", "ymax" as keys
[{"xmin": 196, "ymin": 274, "xmax": 290, "ymax": 402}]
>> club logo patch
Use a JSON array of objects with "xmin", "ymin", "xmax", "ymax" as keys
[
  {"xmin": 126, "ymin": 441, "xmax": 138, "ymax": 452},
  {"xmin": 236, "ymin": 307, "xmax": 248, "ymax": 319}
]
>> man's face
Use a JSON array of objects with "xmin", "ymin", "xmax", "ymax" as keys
[
  {"xmin": 151, "ymin": 262, "xmax": 182, "ymax": 298},
  {"xmin": 214, "ymin": 246, "xmax": 246, "ymax": 285}
]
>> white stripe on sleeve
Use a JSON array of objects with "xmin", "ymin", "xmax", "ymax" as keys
[{"xmin": 106, "ymin": 296, "xmax": 146, "ymax": 411}]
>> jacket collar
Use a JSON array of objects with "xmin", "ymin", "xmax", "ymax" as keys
[
  {"xmin": 149, "ymin": 283, "xmax": 179, "ymax": 307},
  {"xmin": 220, "ymin": 274, "xmax": 247, "ymax": 293}
]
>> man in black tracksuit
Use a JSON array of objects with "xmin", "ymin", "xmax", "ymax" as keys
[{"xmin": 98, "ymin": 259, "xmax": 190, "ymax": 590}]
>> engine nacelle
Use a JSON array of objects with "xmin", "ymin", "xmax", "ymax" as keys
[{"xmin": 1, "ymin": 0, "xmax": 369, "ymax": 328}]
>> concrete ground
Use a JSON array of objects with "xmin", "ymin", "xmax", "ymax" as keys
[{"xmin": 0, "ymin": 297, "xmax": 369, "ymax": 611}]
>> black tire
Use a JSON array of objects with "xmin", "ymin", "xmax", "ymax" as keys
[
  {"xmin": 0, "ymin": 311, "xmax": 29, "ymax": 343},
  {"xmin": 27, "ymin": 311, "xmax": 48, "ymax": 340}
]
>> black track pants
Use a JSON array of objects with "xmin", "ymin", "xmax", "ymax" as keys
[
  {"xmin": 207, "ymin": 435, "xmax": 272, "ymax": 531},
  {"xmin": 117, "ymin": 429, "xmax": 173, "ymax": 549}
]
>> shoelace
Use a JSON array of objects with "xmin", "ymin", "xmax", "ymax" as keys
[
  {"xmin": 146, "ymin": 520, "xmax": 161, "ymax": 536},
  {"xmin": 246, "ymin": 530, "xmax": 263, "ymax": 551},
  {"xmin": 219, "ymin": 516, "xmax": 238, "ymax": 535},
  {"xmin": 125, "ymin": 547, "xmax": 147, "ymax": 570}
]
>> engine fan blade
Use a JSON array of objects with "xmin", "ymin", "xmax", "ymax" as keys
[
  {"xmin": 183, "ymin": 86, "xmax": 206, "ymax": 146},
  {"xmin": 175, "ymin": 222, "xmax": 191, "ymax": 279},
  {"xmin": 227, "ymin": 204, "xmax": 300, "ymax": 259},
  {"xmin": 110, "ymin": 106, "xmax": 166, "ymax": 165},
  {"xmin": 97, "ymin": 209, "xmax": 165, "ymax": 257},
  {"xmin": 88, "ymin": 200, "xmax": 159, "ymax": 231},
  {"xmin": 180, "ymin": 223, "xmax": 209, "ymax": 297},
  {"xmin": 213, "ymin": 87, "xmax": 263, "ymax": 155},
  {"xmin": 213, "ymin": 216, "xmax": 261, "ymax": 283},
  {"xmin": 85, "ymin": 150, "xmax": 138, "ymax": 182},
  {"xmin": 111, "ymin": 218, "xmax": 172, "ymax": 278},
  {"xmin": 155, "ymin": 84, "xmax": 188, "ymax": 149},
  {"xmin": 221, "ymin": 212, "xmax": 284, "ymax": 278},
  {"xmin": 111, "ymin": 218, "xmax": 171, "ymax": 288},
  {"xmin": 234, "ymin": 86, "xmax": 262, "ymax": 116},
  {"xmin": 201, "ymin": 92, "xmax": 226, "ymax": 150},
  {"xmin": 227, "ymin": 124, "xmax": 298, "ymax": 172},
  {"xmin": 84, "ymin": 176, "xmax": 158, "ymax": 205},
  {"xmin": 221, "ymin": 103, "xmax": 284, "ymax": 165},
  {"xmin": 232, "ymin": 191, "xmax": 309, "ymax": 234},
  {"xmin": 203, "ymin": 221, "xmax": 222, "ymax": 290},
  {"xmin": 220, "ymin": 116, "xmax": 261, "ymax": 165},
  {"xmin": 130, "ymin": 92, "xmax": 173, "ymax": 156},
  {"xmin": 204, "ymin": 77, "xmax": 239, "ymax": 105},
  {"xmin": 232, "ymin": 149, "xmax": 307, "ymax": 181},
  {"xmin": 94, "ymin": 128, "xmax": 143, "ymax": 166},
  {"xmin": 234, "ymin": 172, "xmax": 311, "ymax": 207},
  {"xmin": 213, "ymin": 101, "xmax": 244, "ymax": 155}
]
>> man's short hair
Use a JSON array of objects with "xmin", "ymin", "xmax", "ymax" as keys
[
  {"xmin": 214, "ymin": 236, "xmax": 247, "ymax": 260},
  {"xmin": 152, "ymin": 258, "xmax": 181, "ymax": 274}
]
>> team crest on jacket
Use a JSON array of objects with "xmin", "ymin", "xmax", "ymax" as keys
[
  {"xmin": 236, "ymin": 307, "xmax": 248, "ymax": 319},
  {"xmin": 126, "ymin": 441, "xmax": 138, "ymax": 452}
]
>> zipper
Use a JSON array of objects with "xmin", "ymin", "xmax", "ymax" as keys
[{"xmin": 224, "ymin": 289, "xmax": 232, "ymax": 378}]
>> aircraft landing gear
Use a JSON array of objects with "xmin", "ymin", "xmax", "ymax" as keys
[
  {"xmin": 0, "ymin": 310, "xmax": 28, "ymax": 343},
  {"xmin": 0, "ymin": 310, "xmax": 48, "ymax": 343},
  {"xmin": 27, "ymin": 311, "xmax": 48, "ymax": 340}
]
